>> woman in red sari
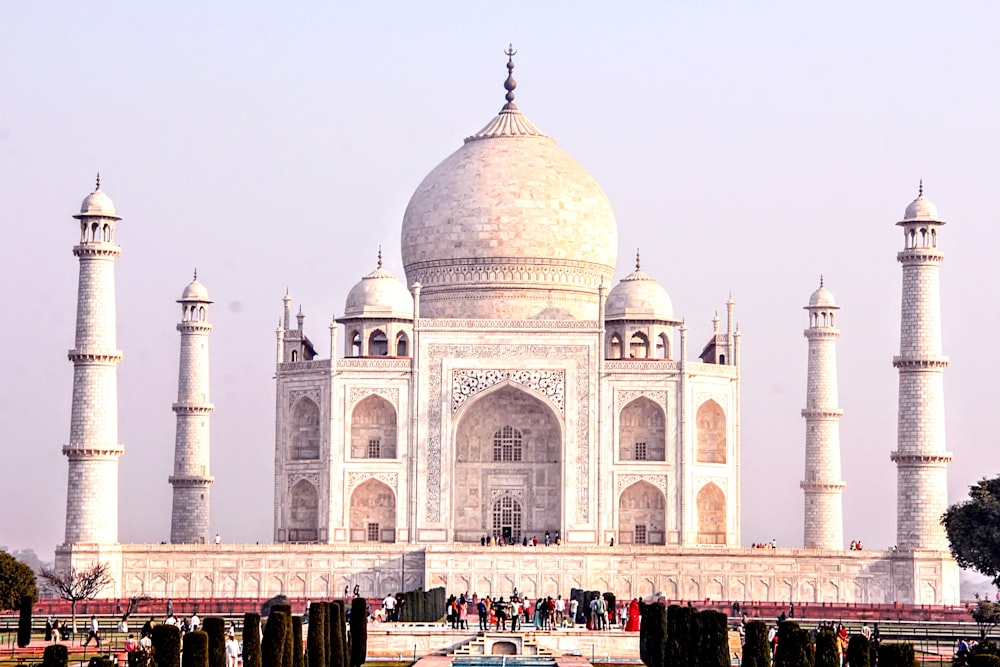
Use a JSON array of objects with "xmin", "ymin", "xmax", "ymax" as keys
[{"xmin": 625, "ymin": 598, "xmax": 641, "ymax": 631}]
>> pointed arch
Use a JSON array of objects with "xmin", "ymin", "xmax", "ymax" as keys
[
  {"xmin": 288, "ymin": 479, "xmax": 319, "ymax": 542},
  {"xmin": 368, "ymin": 329, "xmax": 388, "ymax": 356},
  {"xmin": 696, "ymin": 400, "xmax": 727, "ymax": 463},
  {"xmin": 619, "ymin": 397, "xmax": 666, "ymax": 461},
  {"xmin": 618, "ymin": 481, "xmax": 666, "ymax": 545},
  {"xmin": 351, "ymin": 394, "xmax": 397, "ymax": 458},
  {"xmin": 609, "ymin": 333, "xmax": 622, "ymax": 359},
  {"xmin": 349, "ymin": 479, "xmax": 395, "ymax": 542},
  {"xmin": 492, "ymin": 493, "xmax": 523, "ymax": 544},
  {"xmin": 395, "ymin": 331, "xmax": 409, "ymax": 357},
  {"xmin": 290, "ymin": 398, "xmax": 321, "ymax": 460},
  {"xmin": 629, "ymin": 332, "xmax": 649, "ymax": 358},
  {"xmin": 656, "ymin": 332, "xmax": 671, "ymax": 359},
  {"xmin": 696, "ymin": 483, "xmax": 726, "ymax": 545},
  {"xmin": 350, "ymin": 331, "xmax": 362, "ymax": 356}
]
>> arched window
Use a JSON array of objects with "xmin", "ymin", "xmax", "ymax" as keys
[
  {"xmin": 618, "ymin": 481, "xmax": 666, "ymax": 545},
  {"xmin": 619, "ymin": 397, "xmax": 666, "ymax": 461},
  {"xmin": 696, "ymin": 400, "xmax": 726, "ymax": 463},
  {"xmin": 350, "ymin": 331, "xmax": 362, "ymax": 356},
  {"xmin": 396, "ymin": 332, "xmax": 409, "ymax": 357},
  {"xmin": 609, "ymin": 334, "xmax": 622, "ymax": 359},
  {"xmin": 288, "ymin": 480, "xmax": 319, "ymax": 542},
  {"xmin": 351, "ymin": 395, "xmax": 397, "ymax": 458},
  {"xmin": 290, "ymin": 350, "xmax": 298, "ymax": 362},
  {"xmin": 290, "ymin": 398, "xmax": 321, "ymax": 460},
  {"xmin": 492, "ymin": 495, "xmax": 522, "ymax": 543},
  {"xmin": 696, "ymin": 483, "xmax": 726, "ymax": 545},
  {"xmin": 629, "ymin": 332, "xmax": 648, "ymax": 358},
  {"xmin": 493, "ymin": 425, "xmax": 523, "ymax": 462},
  {"xmin": 368, "ymin": 330, "xmax": 388, "ymax": 356},
  {"xmin": 349, "ymin": 479, "xmax": 396, "ymax": 543},
  {"xmin": 656, "ymin": 332, "xmax": 671, "ymax": 359}
]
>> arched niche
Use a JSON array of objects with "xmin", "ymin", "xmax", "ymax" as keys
[
  {"xmin": 368, "ymin": 329, "xmax": 388, "ymax": 356},
  {"xmin": 629, "ymin": 332, "xmax": 649, "ymax": 358},
  {"xmin": 349, "ymin": 479, "xmax": 396, "ymax": 542},
  {"xmin": 288, "ymin": 479, "xmax": 319, "ymax": 542},
  {"xmin": 619, "ymin": 397, "xmax": 666, "ymax": 461},
  {"xmin": 618, "ymin": 481, "xmax": 666, "ymax": 545},
  {"xmin": 453, "ymin": 384, "xmax": 562, "ymax": 543},
  {"xmin": 351, "ymin": 394, "xmax": 397, "ymax": 458},
  {"xmin": 696, "ymin": 482, "xmax": 726, "ymax": 545},
  {"xmin": 395, "ymin": 332, "xmax": 409, "ymax": 357},
  {"xmin": 696, "ymin": 400, "xmax": 726, "ymax": 463},
  {"xmin": 290, "ymin": 398, "xmax": 320, "ymax": 460}
]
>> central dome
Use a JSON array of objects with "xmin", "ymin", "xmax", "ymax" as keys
[{"xmin": 400, "ymin": 60, "xmax": 618, "ymax": 320}]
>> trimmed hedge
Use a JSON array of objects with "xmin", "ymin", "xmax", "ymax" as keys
[
  {"xmin": 292, "ymin": 616, "xmax": 304, "ymax": 667},
  {"xmin": 182, "ymin": 630, "xmax": 209, "ymax": 667},
  {"xmin": 639, "ymin": 602, "xmax": 666, "ymax": 667},
  {"xmin": 203, "ymin": 617, "xmax": 226, "ymax": 667},
  {"xmin": 774, "ymin": 621, "xmax": 813, "ymax": 667},
  {"xmin": 846, "ymin": 635, "xmax": 870, "ymax": 667},
  {"xmin": 262, "ymin": 610, "xmax": 288, "ymax": 667},
  {"xmin": 879, "ymin": 643, "xmax": 917, "ymax": 667},
  {"xmin": 306, "ymin": 602, "xmax": 326, "ymax": 667},
  {"xmin": 700, "ymin": 610, "xmax": 730, "ymax": 667},
  {"xmin": 814, "ymin": 630, "xmax": 839, "ymax": 667},
  {"xmin": 330, "ymin": 602, "xmax": 346, "ymax": 667},
  {"xmin": 43, "ymin": 644, "xmax": 69, "ymax": 667},
  {"xmin": 350, "ymin": 597, "xmax": 368, "ymax": 667},
  {"xmin": 971, "ymin": 655, "xmax": 1000, "ymax": 667},
  {"xmin": 243, "ymin": 613, "xmax": 262, "ymax": 667},
  {"xmin": 153, "ymin": 624, "xmax": 182, "ymax": 667},
  {"xmin": 742, "ymin": 620, "xmax": 771, "ymax": 667},
  {"xmin": 17, "ymin": 595, "xmax": 32, "ymax": 648}
]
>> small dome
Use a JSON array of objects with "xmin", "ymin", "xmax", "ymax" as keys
[
  {"xmin": 74, "ymin": 176, "xmax": 121, "ymax": 220},
  {"xmin": 605, "ymin": 265, "xmax": 675, "ymax": 321},
  {"xmin": 900, "ymin": 181, "xmax": 944, "ymax": 224},
  {"xmin": 180, "ymin": 279, "xmax": 212, "ymax": 302},
  {"xmin": 343, "ymin": 263, "xmax": 414, "ymax": 320},
  {"xmin": 808, "ymin": 286, "xmax": 837, "ymax": 308}
]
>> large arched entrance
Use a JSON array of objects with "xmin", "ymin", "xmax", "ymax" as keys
[
  {"xmin": 453, "ymin": 384, "xmax": 562, "ymax": 542},
  {"xmin": 288, "ymin": 479, "xmax": 319, "ymax": 542}
]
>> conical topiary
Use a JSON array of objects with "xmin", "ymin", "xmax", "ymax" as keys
[
  {"xmin": 182, "ymin": 630, "xmax": 209, "ymax": 667},
  {"xmin": 243, "ymin": 613, "xmax": 262, "ymax": 667}
]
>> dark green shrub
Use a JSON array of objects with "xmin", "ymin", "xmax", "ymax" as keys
[
  {"xmin": 182, "ymin": 630, "xmax": 209, "ymax": 667},
  {"xmin": 639, "ymin": 602, "xmax": 667, "ymax": 667},
  {"xmin": 243, "ymin": 613, "xmax": 262, "ymax": 667},
  {"xmin": 324, "ymin": 602, "xmax": 333, "ymax": 667},
  {"xmin": 742, "ymin": 620, "xmax": 771, "ymax": 667},
  {"xmin": 89, "ymin": 658, "xmax": 114, "ymax": 667},
  {"xmin": 350, "ymin": 598, "xmax": 368, "ymax": 667},
  {"xmin": 271, "ymin": 603, "xmax": 292, "ymax": 616},
  {"xmin": 330, "ymin": 602, "xmax": 346, "ymax": 667},
  {"xmin": 971, "ymin": 655, "xmax": 1000, "ymax": 667},
  {"xmin": 847, "ymin": 635, "xmax": 870, "ymax": 667},
  {"xmin": 152, "ymin": 624, "xmax": 182, "ymax": 667},
  {"xmin": 687, "ymin": 607, "xmax": 703, "ymax": 667},
  {"xmin": 880, "ymin": 643, "xmax": 917, "ymax": 667},
  {"xmin": 775, "ymin": 621, "xmax": 813, "ymax": 667},
  {"xmin": 43, "ymin": 644, "xmax": 69, "ymax": 667},
  {"xmin": 262, "ymin": 610, "xmax": 288, "ymax": 667},
  {"xmin": 17, "ymin": 595, "xmax": 32, "ymax": 647},
  {"xmin": 700, "ymin": 610, "xmax": 730, "ymax": 667},
  {"xmin": 202, "ymin": 617, "xmax": 226, "ymax": 667},
  {"xmin": 307, "ymin": 602, "xmax": 326, "ymax": 667},
  {"xmin": 815, "ymin": 630, "xmax": 839, "ymax": 667},
  {"xmin": 292, "ymin": 616, "xmax": 304, "ymax": 667},
  {"xmin": 665, "ymin": 605, "xmax": 683, "ymax": 667},
  {"xmin": 262, "ymin": 596, "xmax": 290, "ymax": 617}
]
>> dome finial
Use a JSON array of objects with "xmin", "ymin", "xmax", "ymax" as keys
[
  {"xmin": 193, "ymin": 268, "xmax": 198, "ymax": 281},
  {"xmin": 819, "ymin": 274, "xmax": 824, "ymax": 288},
  {"xmin": 918, "ymin": 179, "xmax": 924, "ymax": 197},
  {"xmin": 635, "ymin": 248, "xmax": 641, "ymax": 271},
  {"xmin": 502, "ymin": 43, "xmax": 518, "ymax": 110},
  {"xmin": 95, "ymin": 172, "xmax": 101, "ymax": 192},
  {"xmin": 377, "ymin": 245, "xmax": 383, "ymax": 269}
]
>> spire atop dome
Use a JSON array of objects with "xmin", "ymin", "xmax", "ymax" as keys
[
  {"xmin": 96, "ymin": 172, "xmax": 101, "ymax": 191},
  {"xmin": 635, "ymin": 248, "xmax": 641, "ymax": 271},
  {"xmin": 819, "ymin": 274, "xmax": 824, "ymax": 288},
  {"xmin": 377, "ymin": 245, "xmax": 383, "ymax": 269},
  {"xmin": 918, "ymin": 179, "xmax": 924, "ymax": 197},
  {"xmin": 503, "ymin": 43, "xmax": 517, "ymax": 111},
  {"xmin": 193, "ymin": 268, "xmax": 198, "ymax": 281}
]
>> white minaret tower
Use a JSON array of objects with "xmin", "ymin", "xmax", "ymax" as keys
[
  {"xmin": 169, "ymin": 272, "xmax": 215, "ymax": 544},
  {"xmin": 800, "ymin": 278, "xmax": 845, "ymax": 550},
  {"xmin": 64, "ymin": 175, "xmax": 125, "ymax": 545},
  {"xmin": 892, "ymin": 182, "xmax": 952, "ymax": 551}
]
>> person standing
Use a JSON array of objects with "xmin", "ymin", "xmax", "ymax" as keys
[
  {"xmin": 226, "ymin": 632, "xmax": 241, "ymax": 667},
  {"xmin": 568, "ymin": 598, "xmax": 579, "ymax": 627},
  {"xmin": 477, "ymin": 598, "xmax": 488, "ymax": 632},
  {"xmin": 383, "ymin": 593, "xmax": 397, "ymax": 622}
]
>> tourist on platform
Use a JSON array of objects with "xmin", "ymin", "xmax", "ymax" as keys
[
  {"xmin": 124, "ymin": 634, "xmax": 139, "ymax": 654},
  {"xmin": 554, "ymin": 596, "xmax": 566, "ymax": 627},
  {"xmin": 568, "ymin": 598, "xmax": 579, "ymax": 626},
  {"xmin": 226, "ymin": 631, "xmax": 241, "ymax": 667},
  {"xmin": 494, "ymin": 597, "xmax": 508, "ymax": 631},
  {"xmin": 83, "ymin": 615, "xmax": 101, "ymax": 648},
  {"xmin": 477, "ymin": 598, "xmax": 488, "ymax": 631},
  {"xmin": 52, "ymin": 619, "xmax": 62, "ymax": 643}
]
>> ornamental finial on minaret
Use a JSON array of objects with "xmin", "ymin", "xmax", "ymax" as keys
[
  {"xmin": 503, "ymin": 43, "xmax": 518, "ymax": 111},
  {"xmin": 95, "ymin": 172, "xmax": 101, "ymax": 192},
  {"xmin": 919, "ymin": 179, "xmax": 924, "ymax": 197},
  {"xmin": 635, "ymin": 248, "xmax": 641, "ymax": 271},
  {"xmin": 377, "ymin": 245, "xmax": 383, "ymax": 269},
  {"xmin": 820, "ymin": 274, "xmax": 824, "ymax": 288}
]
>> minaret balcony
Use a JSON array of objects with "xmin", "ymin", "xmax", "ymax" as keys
[
  {"xmin": 890, "ymin": 451, "xmax": 953, "ymax": 465},
  {"xmin": 800, "ymin": 408, "xmax": 843, "ymax": 419},
  {"xmin": 168, "ymin": 475, "xmax": 215, "ymax": 487},
  {"xmin": 172, "ymin": 403, "xmax": 215, "ymax": 414},
  {"xmin": 803, "ymin": 328, "xmax": 840, "ymax": 339},
  {"xmin": 67, "ymin": 349, "xmax": 123, "ymax": 364},
  {"xmin": 62, "ymin": 443, "xmax": 125, "ymax": 458},
  {"xmin": 799, "ymin": 480, "xmax": 846, "ymax": 491},
  {"xmin": 892, "ymin": 355, "xmax": 949, "ymax": 369},
  {"xmin": 896, "ymin": 248, "xmax": 944, "ymax": 264},
  {"xmin": 73, "ymin": 244, "xmax": 122, "ymax": 259},
  {"xmin": 177, "ymin": 322, "xmax": 213, "ymax": 333}
]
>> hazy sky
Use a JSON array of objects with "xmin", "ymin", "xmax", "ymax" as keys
[{"xmin": 2, "ymin": 2, "xmax": 999, "ymax": 559}]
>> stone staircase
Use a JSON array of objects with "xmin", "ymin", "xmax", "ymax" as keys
[{"xmin": 451, "ymin": 632, "xmax": 555, "ymax": 656}]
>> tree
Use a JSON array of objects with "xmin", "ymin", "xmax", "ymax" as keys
[
  {"xmin": 121, "ymin": 593, "xmax": 151, "ymax": 624},
  {"xmin": 970, "ymin": 597, "xmax": 1000, "ymax": 641},
  {"xmin": 40, "ymin": 562, "xmax": 113, "ymax": 633},
  {"xmin": 0, "ymin": 551, "xmax": 39, "ymax": 611},
  {"xmin": 943, "ymin": 477, "xmax": 1000, "ymax": 586}
]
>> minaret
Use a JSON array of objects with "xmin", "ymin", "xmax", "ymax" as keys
[
  {"xmin": 169, "ymin": 273, "xmax": 215, "ymax": 544},
  {"xmin": 891, "ymin": 182, "xmax": 952, "ymax": 551},
  {"xmin": 800, "ymin": 278, "xmax": 846, "ymax": 550},
  {"xmin": 64, "ymin": 175, "xmax": 125, "ymax": 545}
]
